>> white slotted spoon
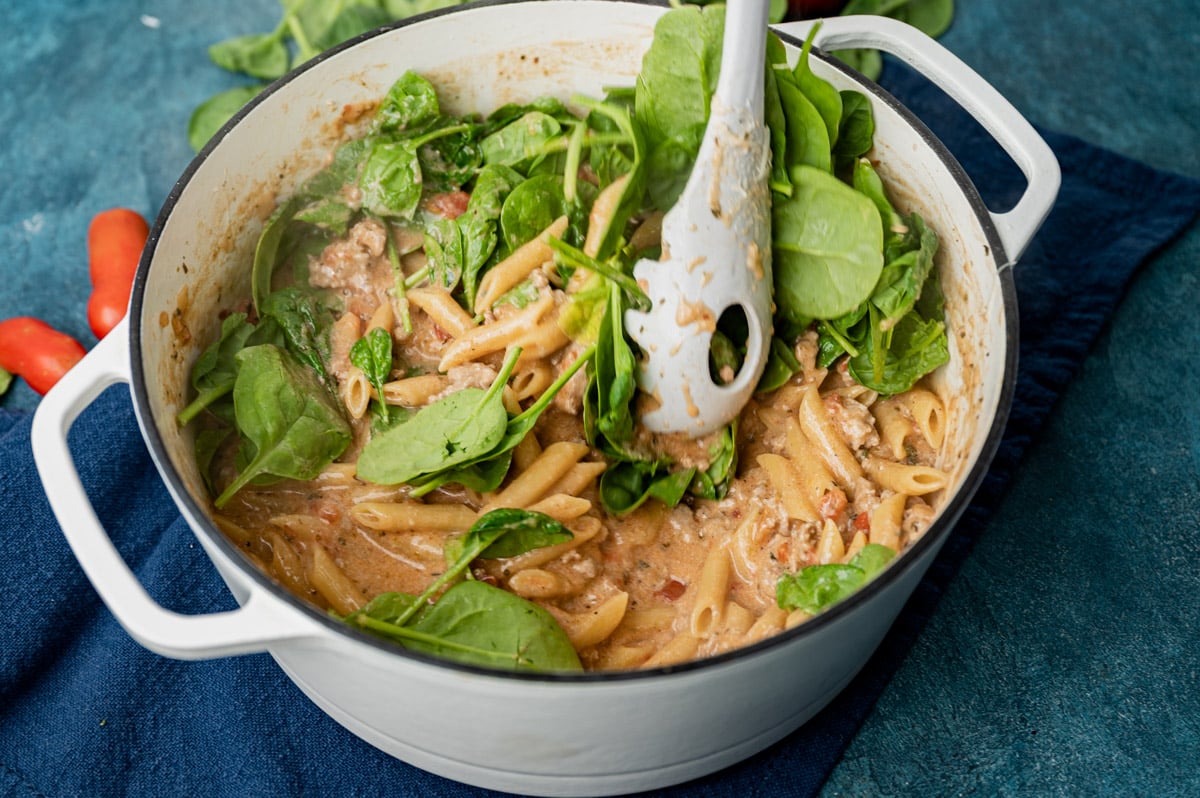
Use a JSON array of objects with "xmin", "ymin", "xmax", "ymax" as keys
[{"xmin": 625, "ymin": 0, "xmax": 774, "ymax": 437}]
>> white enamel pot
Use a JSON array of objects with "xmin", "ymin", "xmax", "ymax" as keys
[{"xmin": 31, "ymin": 3, "xmax": 1059, "ymax": 795}]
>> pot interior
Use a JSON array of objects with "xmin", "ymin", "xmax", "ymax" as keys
[{"xmin": 131, "ymin": 0, "xmax": 1010, "ymax": 671}]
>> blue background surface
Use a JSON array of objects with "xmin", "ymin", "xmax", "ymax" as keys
[{"xmin": 1, "ymin": 1, "xmax": 1197, "ymax": 796}]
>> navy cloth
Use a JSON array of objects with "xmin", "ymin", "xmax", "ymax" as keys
[{"xmin": 3, "ymin": 63, "xmax": 1199, "ymax": 798}]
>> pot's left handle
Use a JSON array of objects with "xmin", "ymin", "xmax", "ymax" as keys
[{"xmin": 31, "ymin": 321, "xmax": 321, "ymax": 660}]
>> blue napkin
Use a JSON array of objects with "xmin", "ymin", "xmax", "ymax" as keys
[{"xmin": 3, "ymin": 63, "xmax": 1199, "ymax": 798}]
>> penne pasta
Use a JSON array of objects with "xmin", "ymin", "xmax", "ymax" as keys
[
  {"xmin": 864, "ymin": 457, "xmax": 948, "ymax": 496},
  {"xmin": 690, "ymin": 542, "xmax": 731, "ymax": 638},
  {"xmin": 901, "ymin": 387, "xmax": 947, "ymax": 450},
  {"xmin": 351, "ymin": 501, "xmax": 477, "ymax": 532},
  {"xmin": 406, "ymin": 284, "xmax": 475, "ymax": 338},
  {"xmin": 757, "ymin": 453, "xmax": 818, "ymax": 523},
  {"xmin": 474, "ymin": 216, "xmax": 568, "ymax": 314},
  {"xmin": 382, "ymin": 374, "xmax": 451, "ymax": 407},
  {"xmin": 438, "ymin": 293, "xmax": 554, "ymax": 371},
  {"xmin": 869, "ymin": 491, "xmax": 906, "ymax": 551},
  {"xmin": 306, "ymin": 544, "xmax": 364, "ymax": 615},
  {"xmin": 797, "ymin": 383, "xmax": 863, "ymax": 492},
  {"xmin": 559, "ymin": 591, "xmax": 629, "ymax": 650},
  {"xmin": 485, "ymin": 441, "xmax": 590, "ymax": 511}
]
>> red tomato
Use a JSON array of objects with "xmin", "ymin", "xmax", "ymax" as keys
[
  {"xmin": 87, "ymin": 208, "xmax": 149, "ymax": 339},
  {"xmin": 0, "ymin": 317, "xmax": 87, "ymax": 395}
]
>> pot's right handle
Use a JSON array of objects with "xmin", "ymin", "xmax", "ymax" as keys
[
  {"xmin": 773, "ymin": 15, "xmax": 1061, "ymax": 264},
  {"xmin": 31, "ymin": 322, "xmax": 322, "ymax": 660}
]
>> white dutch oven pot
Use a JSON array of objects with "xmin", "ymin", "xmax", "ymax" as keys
[{"xmin": 31, "ymin": 3, "xmax": 1059, "ymax": 795}]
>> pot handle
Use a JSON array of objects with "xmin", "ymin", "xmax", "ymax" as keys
[
  {"xmin": 773, "ymin": 15, "xmax": 1061, "ymax": 264},
  {"xmin": 31, "ymin": 321, "xmax": 321, "ymax": 660}
]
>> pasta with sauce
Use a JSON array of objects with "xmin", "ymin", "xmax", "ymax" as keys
[{"xmin": 178, "ymin": 9, "xmax": 952, "ymax": 673}]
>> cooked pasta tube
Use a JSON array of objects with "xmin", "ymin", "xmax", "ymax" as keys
[
  {"xmin": 783, "ymin": 417, "xmax": 840, "ymax": 510},
  {"xmin": 583, "ymin": 176, "xmax": 627, "ymax": 258},
  {"xmin": 690, "ymin": 542, "xmax": 731, "ymax": 638},
  {"xmin": 513, "ymin": 315, "xmax": 571, "ymax": 365},
  {"xmin": 500, "ymin": 515, "xmax": 602, "ymax": 572},
  {"xmin": 527, "ymin": 493, "xmax": 592, "ymax": 523},
  {"xmin": 863, "ymin": 457, "xmax": 948, "ymax": 496},
  {"xmin": 873, "ymin": 399, "xmax": 912, "ymax": 460},
  {"xmin": 558, "ymin": 591, "xmax": 629, "ymax": 650},
  {"xmin": 594, "ymin": 644, "xmax": 655, "ymax": 671},
  {"xmin": 901, "ymin": 387, "xmax": 946, "ymax": 450},
  {"xmin": 797, "ymin": 383, "xmax": 863, "ymax": 492},
  {"xmin": 406, "ymin": 285, "xmax": 475, "ymax": 338},
  {"xmin": 757, "ymin": 453, "xmax": 818, "ymax": 523},
  {"xmin": 438, "ymin": 293, "xmax": 554, "ymax": 370},
  {"xmin": 474, "ymin": 215, "xmax": 568, "ymax": 314},
  {"xmin": 266, "ymin": 531, "xmax": 308, "ymax": 596},
  {"xmin": 868, "ymin": 491, "xmax": 906, "ymax": 550},
  {"xmin": 816, "ymin": 518, "xmax": 845, "ymax": 565},
  {"xmin": 507, "ymin": 568, "xmax": 574, "ymax": 599},
  {"xmin": 351, "ymin": 501, "xmax": 477, "ymax": 532},
  {"xmin": 341, "ymin": 370, "xmax": 372, "ymax": 420},
  {"xmin": 485, "ymin": 441, "xmax": 590, "ymax": 511},
  {"xmin": 843, "ymin": 529, "xmax": 867, "ymax": 561},
  {"xmin": 642, "ymin": 631, "xmax": 699, "ymax": 668},
  {"xmin": 381, "ymin": 374, "xmax": 451, "ymax": 407},
  {"xmin": 511, "ymin": 362, "xmax": 554, "ymax": 401},
  {"xmin": 306, "ymin": 544, "xmax": 364, "ymax": 615},
  {"xmin": 547, "ymin": 461, "xmax": 607, "ymax": 498},
  {"xmin": 721, "ymin": 601, "xmax": 756, "ymax": 637},
  {"xmin": 744, "ymin": 605, "xmax": 788, "ymax": 644}
]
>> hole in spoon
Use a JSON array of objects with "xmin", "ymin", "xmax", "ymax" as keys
[{"xmin": 709, "ymin": 304, "xmax": 749, "ymax": 386}]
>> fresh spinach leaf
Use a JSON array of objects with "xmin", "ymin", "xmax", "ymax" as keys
[
  {"xmin": 634, "ymin": 3, "xmax": 726, "ymax": 210},
  {"xmin": 355, "ymin": 580, "xmax": 582, "ymax": 671},
  {"xmin": 406, "ymin": 345, "xmax": 595, "ymax": 497},
  {"xmin": 376, "ymin": 70, "xmax": 441, "ymax": 134},
  {"xmin": 479, "ymin": 111, "xmax": 564, "ymax": 174},
  {"xmin": 355, "ymin": 347, "xmax": 520, "ymax": 485},
  {"xmin": 757, "ymin": 336, "xmax": 803, "ymax": 394},
  {"xmin": 258, "ymin": 286, "xmax": 338, "ymax": 385},
  {"xmin": 773, "ymin": 164, "xmax": 884, "ymax": 322},
  {"xmin": 458, "ymin": 164, "xmax": 524, "ymax": 310},
  {"xmin": 214, "ymin": 344, "xmax": 352, "ymax": 507},
  {"xmin": 187, "ymin": 84, "xmax": 265, "ymax": 153},
  {"xmin": 465, "ymin": 507, "xmax": 573, "ymax": 560},
  {"xmin": 208, "ymin": 31, "xmax": 289, "ymax": 80},
  {"xmin": 775, "ymin": 67, "xmax": 832, "ymax": 174},
  {"xmin": 359, "ymin": 137, "xmax": 423, "ymax": 219},
  {"xmin": 833, "ymin": 92, "xmax": 875, "ymax": 175},
  {"xmin": 599, "ymin": 461, "xmax": 695, "ymax": 516},
  {"xmin": 423, "ymin": 217, "xmax": 464, "ymax": 291},
  {"xmin": 793, "ymin": 23, "xmax": 843, "ymax": 150},
  {"xmin": 349, "ymin": 327, "xmax": 393, "ymax": 419},
  {"xmin": 499, "ymin": 174, "xmax": 567, "ymax": 256},
  {"xmin": 776, "ymin": 543, "xmax": 896, "ymax": 614},
  {"xmin": 252, "ymin": 196, "xmax": 303, "ymax": 315},
  {"xmin": 177, "ymin": 312, "xmax": 256, "ymax": 425}
]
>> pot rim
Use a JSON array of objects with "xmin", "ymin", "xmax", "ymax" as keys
[{"xmin": 128, "ymin": 0, "xmax": 1019, "ymax": 683}]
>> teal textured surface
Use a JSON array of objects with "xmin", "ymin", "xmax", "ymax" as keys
[{"xmin": 2, "ymin": 1, "xmax": 1198, "ymax": 796}]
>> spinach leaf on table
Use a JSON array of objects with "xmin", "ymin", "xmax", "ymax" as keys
[{"xmin": 214, "ymin": 344, "xmax": 352, "ymax": 508}]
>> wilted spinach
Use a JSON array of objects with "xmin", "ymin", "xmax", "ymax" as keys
[
  {"xmin": 776, "ymin": 543, "xmax": 896, "ymax": 614},
  {"xmin": 345, "ymin": 508, "xmax": 582, "ymax": 671},
  {"xmin": 214, "ymin": 344, "xmax": 352, "ymax": 507}
]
